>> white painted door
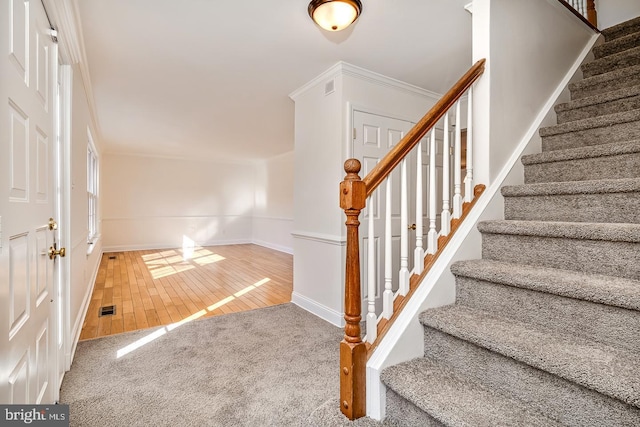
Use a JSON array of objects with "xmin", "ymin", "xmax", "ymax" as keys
[
  {"xmin": 1, "ymin": 0, "xmax": 60, "ymax": 404},
  {"xmin": 352, "ymin": 111, "xmax": 429, "ymax": 314}
]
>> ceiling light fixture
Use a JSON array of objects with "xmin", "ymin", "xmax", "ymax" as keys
[{"xmin": 308, "ymin": 0, "xmax": 363, "ymax": 32}]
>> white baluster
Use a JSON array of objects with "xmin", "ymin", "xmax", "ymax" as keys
[
  {"xmin": 464, "ymin": 87, "xmax": 474, "ymax": 203},
  {"xmin": 453, "ymin": 101, "xmax": 462, "ymax": 219},
  {"xmin": 366, "ymin": 197, "xmax": 376, "ymax": 343},
  {"xmin": 441, "ymin": 112, "xmax": 451, "ymax": 236},
  {"xmin": 383, "ymin": 177, "xmax": 393, "ymax": 319},
  {"xmin": 414, "ymin": 141, "xmax": 424, "ymax": 274},
  {"xmin": 427, "ymin": 130, "xmax": 438, "ymax": 254},
  {"xmin": 399, "ymin": 159, "xmax": 410, "ymax": 296}
]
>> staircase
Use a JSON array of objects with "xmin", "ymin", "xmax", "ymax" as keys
[{"xmin": 380, "ymin": 16, "xmax": 640, "ymax": 426}]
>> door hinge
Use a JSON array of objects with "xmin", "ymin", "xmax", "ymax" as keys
[{"xmin": 353, "ymin": 128, "xmax": 356, "ymax": 140}]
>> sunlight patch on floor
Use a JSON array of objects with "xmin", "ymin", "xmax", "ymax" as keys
[
  {"xmin": 141, "ymin": 244, "xmax": 225, "ymax": 280},
  {"xmin": 116, "ymin": 278, "xmax": 271, "ymax": 359}
]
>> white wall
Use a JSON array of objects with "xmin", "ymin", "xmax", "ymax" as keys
[
  {"xmin": 472, "ymin": 0, "xmax": 597, "ymax": 184},
  {"xmin": 252, "ymin": 151, "xmax": 294, "ymax": 254},
  {"xmin": 67, "ymin": 63, "xmax": 103, "ymax": 360},
  {"xmin": 290, "ymin": 63, "xmax": 440, "ymax": 326},
  {"xmin": 101, "ymin": 153, "xmax": 257, "ymax": 251},
  {"xmin": 597, "ymin": 0, "xmax": 640, "ymax": 28}
]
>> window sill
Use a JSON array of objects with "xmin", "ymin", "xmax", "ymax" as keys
[{"xmin": 87, "ymin": 234, "xmax": 101, "ymax": 256}]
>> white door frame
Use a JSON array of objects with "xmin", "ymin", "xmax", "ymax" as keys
[{"xmin": 55, "ymin": 59, "xmax": 72, "ymax": 398}]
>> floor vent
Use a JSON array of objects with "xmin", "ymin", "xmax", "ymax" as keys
[
  {"xmin": 99, "ymin": 305, "xmax": 116, "ymax": 317},
  {"xmin": 108, "ymin": 255, "xmax": 117, "ymax": 260}
]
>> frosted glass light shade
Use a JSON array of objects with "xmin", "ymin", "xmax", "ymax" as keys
[{"xmin": 308, "ymin": 0, "xmax": 362, "ymax": 31}]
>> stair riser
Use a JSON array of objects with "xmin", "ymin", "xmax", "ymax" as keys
[
  {"xmin": 422, "ymin": 327, "xmax": 640, "ymax": 427},
  {"xmin": 595, "ymin": 33, "xmax": 640, "ymax": 59},
  {"xmin": 524, "ymin": 152, "xmax": 640, "ymax": 183},
  {"xmin": 604, "ymin": 23, "xmax": 640, "ymax": 42},
  {"xmin": 481, "ymin": 232, "xmax": 640, "ymax": 280},
  {"xmin": 455, "ymin": 276, "xmax": 640, "ymax": 353},
  {"xmin": 385, "ymin": 389, "xmax": 444, "ymax": 427},
  {"xmin": 557, "ymin": 94, "xmax": 640, "ymax": 123},
  {"xmin": 570, "ymin": 73, "xmax": 640, "ymax": 100},
  {"xmin": 503, "ymin": 192, "xmax": 640, "ymax": 224},
  {"xmin": 541, "ymin": 120, "xmax": 640, "ymax": 151},
  {"xmin": 581, "ymin": 49, "xmax": 640, "ymax": 78}
]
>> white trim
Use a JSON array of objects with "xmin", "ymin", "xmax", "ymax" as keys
[
  {"xmin": 42, "ymin": 0, "xmax": 103, "ymax": 143},
  {"xmin": 102, "ymin": 239, "xmax": 253, "ymax": 253},
  {"xmin": 367, "ymin": 366, "xmax": 386, "ymax": 421},
  {"xmin": 102, "ymin": 215, "xmax": 252, "ymax": 221},
  {"xmin": 69, "ymin": 248, "xmax": 102, "ymax": 364},
  {"xmin": 291, "ymin": 292, "xmax": 345, "ymax": 327},
  {"xmin": 289, "ymin": 61, "xmax": 441, "ymax": 101},
  {"xmin": 251, "ymin": 215, "xmax": 293, "ymax": 222},
  {"xmin": 86, "ymin": 235, "xmax": 100, "ymax": 256},
  {"xmin": 251, "ymin": 239, "xmax": 293, "ymax": 255},
  {"xmin": 58, "ymin": 63, "xmax": 73, "ymax": 374},
  {"xmin": 103, "ymin": 149, "xmax": 259, "ymax": 166},
  {"xmin": 465, "ymin": 2, "xmax": 474, "ymax": 14},
  {"xmin": 291, "ymin": 231, "xmax": 345, "ymax": 246},
  {"xmin": 365, "ymin": 32, "xmax": 601, "ymax": 420}
]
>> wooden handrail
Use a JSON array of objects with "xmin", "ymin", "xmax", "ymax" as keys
[
  {"xmin": 558, "ymin": 0, "xmax": 599, "ymax": 31},
  {"xmin": 339, "ymin": 59, "xmax": 486, "ymax": 420},
  {"xmin": 362, "ymin": 59, "xmax": 486, "ymax": 197}
]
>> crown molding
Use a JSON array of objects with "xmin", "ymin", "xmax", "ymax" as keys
[
  {"xmin": 289, "ymin": 61, "xmax": 441, "ymax": 101},
  {"xmin": 465, "ymin": 2, "xmax": 473, "ymax": 14},
  {"xmin": 42, "ymin": 0, "xmax": 103, "ymax": 145}
]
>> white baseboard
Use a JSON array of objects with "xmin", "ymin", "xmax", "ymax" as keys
[
  {"xmin": 252, "ymin": 239, "xmax": 293, "ymax": 255},
  {"xmin": 102, "ymin": 239, "xmax": 252, "ymax": 253},
  {"xmin": 291, "ymin": 292, "xmax": 344, "ymax": 327},
  {"xmin": 68, "ymin": 249, "xmax": 102, "ymax": 366}
]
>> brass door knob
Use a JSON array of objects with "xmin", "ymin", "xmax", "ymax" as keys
[
  {"xmin": 48, "ymin": 218, "xmax": 58, "ymax": 230},
  {"xmin": 408, "ymin": 224, "xmax": 416, "ymax": 230},
  {"xmin": 48, "ymin": 245, "xmax": 66, "ymax": 260}
]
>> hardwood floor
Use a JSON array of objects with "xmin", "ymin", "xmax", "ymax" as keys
[{"xmin": 79, "ymin": 244, "xmax": 293, "ymax": 340}]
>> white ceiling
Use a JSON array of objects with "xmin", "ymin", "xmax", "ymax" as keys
[{"xmin": 77, "ymin": 0, "xmax": 472, "ymax": 162}]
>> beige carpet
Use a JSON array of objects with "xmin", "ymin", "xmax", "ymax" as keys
[{"xmin": 61, "ymin": 304, "xmax": 366, "ymax": 426}]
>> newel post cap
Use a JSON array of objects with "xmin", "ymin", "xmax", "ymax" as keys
[{"xmin": 340, "ymin": 159, "xmax": 366, "ymax": 210}]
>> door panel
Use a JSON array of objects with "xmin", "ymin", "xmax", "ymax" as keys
[
  {"xmin": 9, "ymin": 234, "xmax": 30, "ymax": 338},
  {"xmin": 9, "ymin": 101, "xmax": 29, "ymax": 201},
  {"xmin": 353, "ymin": 111, "xmax": 417, "ymax": 314},
  {"xmin": 1, "ymin": 0, "xmax": 58, "ymax": 404},
  {"xmin": 353, "ymin": 110, "xmax": 451, "ymax": 316},
  {"xmin": 9, "ymin": 0, "xmax": 28, "ymax": 83}
]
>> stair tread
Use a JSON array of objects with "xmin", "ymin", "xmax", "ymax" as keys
[
  {"xmin": 381, "ymin": 357, "xmax": 563, "ymax": 427},
  {"xmin": 569, "ymin": 63, "xmax": 640, "ymax": 92},
  {"xmin": 555, "ymin": 84, "xmax": 640, "ymax": 113},
  {"xmin": 522, "ymin": 139, "xmax": 640, "ymax": 165},
  {"xmin": 451, "ymin": 259, "xmax": 640, "ymax": 311},
  {"xmin": 501, "ymin": 177, "xmax": 640, "ymax": 196},
  {"xmin": 419, "ymin": 305, "xmax": 640, "ymax": 407},
  {"xmin": 478, "ymin": 219, "xmax": 640, "ymax": 242},
  {"xmin": 595, "ymin": 31, "xmax": 640, "ymax": 59},
  {"xmin": 581, "ymin": 45, "xmax": 640, "ymax": 77},
  {"xmin": 602, "ymin": 16, "xmax": 640, "ymax": 41},
  {"xmin": 539, "ymin": 107, "xmax": 640, "ymax": 137}
]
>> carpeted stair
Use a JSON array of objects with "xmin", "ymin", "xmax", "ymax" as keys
[{"xmin": 380, "ymin": 16, "xmax": 640, "ymax": 427}]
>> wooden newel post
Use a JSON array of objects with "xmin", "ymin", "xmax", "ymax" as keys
[
  {"xmin": 587, "ymin": 0, "xmax": 597, "ymax": 28},
  {"xmin": 339, "ymin": 158, "xmax": 367, "ymax": 420}
]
